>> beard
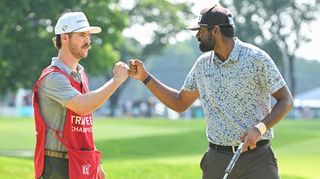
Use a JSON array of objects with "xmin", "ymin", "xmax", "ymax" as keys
[
  {"xmin": 68, "ymin": 40, "xmax": 90, "ymax": 59},
  {"xmin": 198, "ymin": 34, "xmax": 215, "ymax": 52}
]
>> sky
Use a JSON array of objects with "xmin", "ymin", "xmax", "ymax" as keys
[{"xmin": 122, "ymin": 0, "xmax": 320, "ymax": 61}]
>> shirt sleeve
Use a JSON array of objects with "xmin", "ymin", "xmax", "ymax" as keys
[
  {"xmin": 261, "ymin": 53, "xmax": 286, "ymax": 94},
  {"xmin": 38, "ymin": 72, "xmax": 80, "ymax": 107},
  {"xmin": 181, "ymin": 62, "xmax": 198, "ymax": 91}
]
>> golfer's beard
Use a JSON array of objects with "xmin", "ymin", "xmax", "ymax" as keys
[
  {"xmin": 199, "ymin": 36, "xmax": 215, "ymax": 52},
  {"xmin": 69, "ymin": 43, "xmax": 90, "ymax": 59}
]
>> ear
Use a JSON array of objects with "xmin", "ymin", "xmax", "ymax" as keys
[
  {"xmin": 213, "ymin": 25, "xmax": 221, "ymax": 35},
  {"xmin": 60, "ymin": 34, "xmax": 69, "ymax": 43}
]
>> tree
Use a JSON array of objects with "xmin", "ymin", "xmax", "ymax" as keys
[
  {"xmin": 105, "ymin": 0, "xmax": 194, "ymax": 115},
  {"xmin": 221, "ymin": 0, "xmax": 320, "ymax": 96},
  {"xmin": 0, "ymin": 0, "xmax": 193, "ymax": 115},
  {"xmin": 0, "ymin": 0, "xmax": 127, "ymax": 95}
]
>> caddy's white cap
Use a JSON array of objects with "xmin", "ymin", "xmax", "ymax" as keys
[{"xmin": 54, "ymin": 12, "xmax": 102, "ymax": 35}]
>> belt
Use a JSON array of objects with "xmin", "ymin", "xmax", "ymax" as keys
[
  {"xmin": 209, "ymin": 140, "xmax": 270, "ymax": 154},
  {"xmin": 44, "ymin": 149, "xmax": 68, "ymax": 159}
]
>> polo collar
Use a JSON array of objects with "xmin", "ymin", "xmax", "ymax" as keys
[
  {"xmin": 228, "ymin": 37, "xmax": 241, "ymax": 62},
  {"xmin": 51, "ymin": 57, "xmax": 84, "ymax": 75},
  {"xmin": 212, "ymin": 38, "xmax": 242, "ymax": 64}
]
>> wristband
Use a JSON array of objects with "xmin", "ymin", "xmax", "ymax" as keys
[
  {"xmin": 143, "ymin": 74, "xmax": 152, "ymax": 85},
  {"xmin": 254, "ymin": 122, "xmax": 267, "ymax": 135}
]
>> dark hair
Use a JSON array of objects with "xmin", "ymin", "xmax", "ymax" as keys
[
  {"xmin": 56, "ymin": 35, "xmax": 62, "ymax": 49},
  {"xmin": 219, "ymin": 25, "xmax": 234, "ymax": 37},
  {"xmin": 208, "ymin": 25, "xmax": 234, "ymax": 38},
  {"xmin": 52, "ymin": 35, "xmax": 61, "ymax": 49},
  {"xmin": 52, "ymin": 33, "xmax": 73, "ymax": 49}
]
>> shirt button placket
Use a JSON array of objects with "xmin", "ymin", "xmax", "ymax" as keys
[{"xmin": 221, "ymin": 65, "xmax": 225, "ymax": 87}]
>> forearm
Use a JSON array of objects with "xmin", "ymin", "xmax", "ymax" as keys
[
  {"xmin": 129, "ymin": 59, "xmax": 197, "ymax": 112},
  {"xmin": 145, "ymin": 76, "xmax": 185, "ymax": 112},
  {"xmin": 242, "ymin": 86, "xmax": 293, "ymax": 151},
  {"xmin": 66, "ymin": 78, "xmax": 122, "ymax": 115},
  {"xmin": 262, "ymin": 94, "xmax": 293, "ymax": 129}
]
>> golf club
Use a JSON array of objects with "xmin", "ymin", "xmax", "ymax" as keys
[{"xmin": 222, "ymin": 142, "xmax": 244, "ymax": 179}]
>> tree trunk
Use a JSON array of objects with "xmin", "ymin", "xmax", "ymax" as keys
[
  {"xmin": 103, "ymin": 73, "xmax": 124, "ymax": 116},
  {"xmin": 109, "ymin": 90, "xmax": 120, "ymax": 116},
  {"xmin": 288, "ymin": 55, "xmax": 296, "ymax": 97},
  {"xmin": 108, "ymin": 79, "xmax": 129, "ymax": 116}
]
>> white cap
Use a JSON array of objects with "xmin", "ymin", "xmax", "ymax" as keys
[{"xmin": 54, "ymin": 12, "xmax": 102, "ymax": 35}]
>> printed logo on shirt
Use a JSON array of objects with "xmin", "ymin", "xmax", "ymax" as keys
[
  {"xmin": 71, "ymin": 115, "xmax": 93, "ymax": 133},
  {"xmin": 82, "ymin": 164, "xmax": 90, "ymax": 175}
]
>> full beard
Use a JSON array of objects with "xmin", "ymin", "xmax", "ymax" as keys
[
  {"xmin": 69, "ymin": 43, "xmax": 90, "ymax": 59},
  {"xmin": 198, "ymin": 35, "xmax": 215, "ymax": 52}
]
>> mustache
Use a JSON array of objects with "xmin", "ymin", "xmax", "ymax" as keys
[{"xmin": 82, "ymin": 44, "xmax": 91, "ymax": 49}]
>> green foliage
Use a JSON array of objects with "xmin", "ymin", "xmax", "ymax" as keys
[
  {"xmin": 0, "ymin": 0, "xmax": 194, "ymax": 114},
  {"xmin": 221, "ymin": 0, "xmax": 320, "ymax": 95},
  {"xmin": 102, "ymin": 0, "xmax": 194, "ymax": 113},
  {"xmin": 1, "ymin": 118, "xmax": 320, "ymax": 178},
  {"xmin": 0, "ymin": 0, "xmax": 127, "ymax": 94},
  {"xmin": 120, "ymin": 0, "xmax": 194, "ymax": 59},
  {"xmin": 222, "ymin": 0, "xmax": 319, "ymax": 64}
]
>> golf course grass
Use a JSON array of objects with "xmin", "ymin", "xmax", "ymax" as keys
[{"xmin": 0, "ymin": 117, "xmax": 319, "ymax": 179}]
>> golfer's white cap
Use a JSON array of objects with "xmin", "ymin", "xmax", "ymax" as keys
[{"xmin": 54, "ymin": 12, "xmax": 102, "ymax": 35}]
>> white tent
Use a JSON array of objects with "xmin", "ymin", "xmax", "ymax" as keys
[{"xmin": 294, "ymin": 87, "xmax": 320, "ymax": 108}]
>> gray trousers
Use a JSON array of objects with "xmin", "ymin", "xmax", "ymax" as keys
[
  {"xmin": 39, "ymin": 156, "xmax": 69, "ymax": 179},
  {"xmin": 200, "ymin": 144, "xmax": 279, "ymax": 179}
]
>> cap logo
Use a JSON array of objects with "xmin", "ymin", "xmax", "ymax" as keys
[
  {"xmin": 76, "ymin": 19, "xmax": 87, "ymax": 24},
  {"xmin": 197, "ymin": 15, "xmax": 202, "ymax": 23},
  {"xmin": 62, "ymin": 25, "xmax": 68, "ymax": 31}
]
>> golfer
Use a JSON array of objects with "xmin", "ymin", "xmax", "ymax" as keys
[
  {"xmin": 129, "ymin": 4, "xmax": 293, "ymax": 179},
  {"xmin": 33, "ymin": 12, "xmax": 129, "ymax": 179}
]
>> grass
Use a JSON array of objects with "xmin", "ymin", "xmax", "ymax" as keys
[{"xmin": 0, "ymin": 117, "xmax": 319, "ymax": 179}]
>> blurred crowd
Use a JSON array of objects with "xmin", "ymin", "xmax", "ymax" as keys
[
  {"xmin": 0, "ymin": 88, "xmax": 205, "ymax": 119},
  {"xmin": 2, "ymin": 88, "xmax": 320, "ymax": 119},
  {"xmin": 97, "ymin": 97, "xmax": 204, "ymax": 119}
]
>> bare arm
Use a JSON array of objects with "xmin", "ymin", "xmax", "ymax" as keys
[
  {"xmin": 241, "ymin": 85, "xmax": 293, "ymax": 151},
  {"xmin": 129, "ymin": 59, "xmax": 199, "ymax": 112},
  {"xmin": 145, "ymin": 76, "xmax": 199, "ymax": 112},
  {"xmin": 66, "ymin": 62, "xmax": 129, "ymax": 115},
  {"xmin": 262, "ymin": 85, "xmax": 293, "ymax": 128}
]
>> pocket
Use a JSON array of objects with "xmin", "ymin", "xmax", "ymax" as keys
[
  {"xmin": 268, "ymin": 147, "xmax": 278, "ymax": 168},
  {"xmin": 68, "ymin": 149, "xmax": 101, "ymax": 179},
  {"xmin": 200, "ymin": 151, "xmax": 209, "ymax": 171}
]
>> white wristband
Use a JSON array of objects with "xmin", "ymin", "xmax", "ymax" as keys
[{"xmin": 254, "ymin": 122, "xmax": 267, "ymax": 135}]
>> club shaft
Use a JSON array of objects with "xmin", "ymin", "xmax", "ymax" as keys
[
  {"xmin": 223, "ymin": 142, "xmax": 244, "ymax": 178},
  {"xmin": 222, "ymin": 173, "xmax": 228, "ymax": 179}
]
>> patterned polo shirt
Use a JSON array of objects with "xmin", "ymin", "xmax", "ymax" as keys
[{"xmin": 182, "ymin": 38, "xmax": 286, "ymax": 146}]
